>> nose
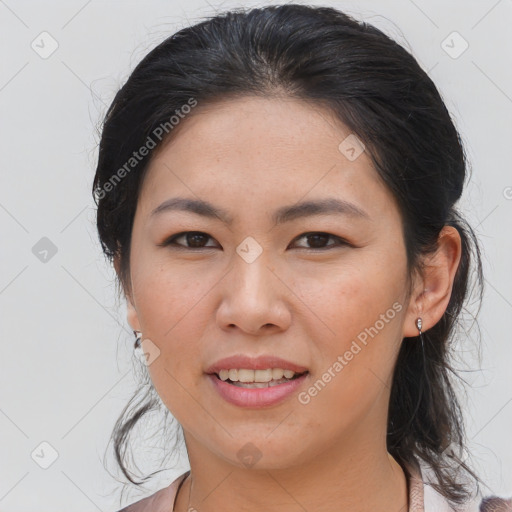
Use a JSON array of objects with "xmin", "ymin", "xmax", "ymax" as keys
[{"xmin": 215, "ymin": 253, "xmax": 292, "ymax": 336}]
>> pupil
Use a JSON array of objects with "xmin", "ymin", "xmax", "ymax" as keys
[
  {"xmin": 188, "ymin": 233, "xmax": 206, "ymax": 247},
  {"xmin": 308, "ymin": 234, "xmax": 328, "ymax": 248}
]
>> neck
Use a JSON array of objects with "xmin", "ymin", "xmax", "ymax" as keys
[{"xmin": 174, "ymin": 435, "xmax": 408, "ymax": 512}]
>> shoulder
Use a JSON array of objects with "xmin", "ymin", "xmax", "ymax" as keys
[
  {"xmin": 115, "ymin": 471, "xmax": 190, "ymax": 512},
  {"xmin": 424, "ymin": 485, "xmax": 512, "ymax": 512},
  {"xmin": 479, "ymin": 497, "xmax": 512, "ymax": 512},
  {"xmin": 404, "ymin": 458, "xmax": 512, "ymax": 512}
]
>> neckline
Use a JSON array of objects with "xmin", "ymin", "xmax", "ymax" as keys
[
  {"xmin": 169, "ymin": 465, "xmax": 424, "ymax": 512},
  {"xmin": 171, "ymin": 470, "xmax": 191, "ymax": 511}
]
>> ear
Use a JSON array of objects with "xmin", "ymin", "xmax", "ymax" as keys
[
  {"xmin": 114, "ymin": 254, "xmax": 141, "ymax": 333},
  {"xmin": 402, "ymin": 226, "xmax": 462, "ymax": 338}
]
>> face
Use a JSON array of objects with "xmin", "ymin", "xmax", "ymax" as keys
[{"xmin": 123, "ymin": 96, "xmax": 416, "ymax": 471}]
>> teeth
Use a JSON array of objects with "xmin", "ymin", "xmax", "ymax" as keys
[{"xmin": 217, "ymin": 368, "xmax": 301, "ymax": 382}]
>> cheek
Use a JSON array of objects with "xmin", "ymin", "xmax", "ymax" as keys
[
  {"xmin": 132, "ymin": 255, "xmax": 210, "ymax": 335},
  {"xmin": 297, "ymin": 252, "xmax": 406, "ymax": 399},
  {"xmin": 296, "ymin": 257, "xmax": 403, "ymax": 339},
  {"xmin": 131, "ymin": 259, "xmax": 212, "ymax": 384}
]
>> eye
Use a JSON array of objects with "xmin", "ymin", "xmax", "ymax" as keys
[
  {"xmin": 290, "ymin": 232, "xmax": 350, "ymax": 250},
  {"xmin": 159, "ymin": 231, "xmax": 351, "ymax": 251},
  {"xmin": 159, "ymin": 231, "xmax": 219, "ymax": 249}
]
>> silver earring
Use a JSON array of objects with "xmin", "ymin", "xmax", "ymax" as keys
[
  {"xmin": 387, "ymin": 317, "xmax": 427, "ymax": 438},
  {"xmin": 416, "ymin": 317, "xmax": 425, "ymax": 358},
  {"xmin": 133, "ymin": 330, "xmax": 142, "ymax": 349}
]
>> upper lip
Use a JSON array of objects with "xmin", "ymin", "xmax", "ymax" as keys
[{"xmin": 205, "ymin": 355, "xmax": 309, "ymax": 375}]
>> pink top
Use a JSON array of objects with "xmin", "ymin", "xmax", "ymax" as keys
[{"xmin": 116, "ymin": 462, "xmax": 512, "ymax": 512}]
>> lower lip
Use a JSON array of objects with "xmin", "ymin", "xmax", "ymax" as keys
[{"xmin": 207, "ymin": 373, "xmax": 309, "ymax": 408}]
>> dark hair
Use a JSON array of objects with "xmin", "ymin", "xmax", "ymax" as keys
[{"xmin": 93, "ymin": 4, "xmax": 484, "ymax": 506}]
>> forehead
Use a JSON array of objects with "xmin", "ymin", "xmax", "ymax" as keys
[{"xmin": 139, "ymin": 95, "xmax": 398, "ymax": 222}]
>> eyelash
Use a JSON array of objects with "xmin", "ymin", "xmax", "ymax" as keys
[{"xmin": 158, "ymin": 231, "xmax": 352, "ymax": 251}]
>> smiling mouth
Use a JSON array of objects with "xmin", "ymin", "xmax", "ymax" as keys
[{"xmin": 214, "ymin": 371, "xmax": 309, "ymax": 388}]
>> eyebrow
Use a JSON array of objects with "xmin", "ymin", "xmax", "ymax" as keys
[{"xmin": 150, "ymin": 196, "xmax": 370, "ymax": 225}]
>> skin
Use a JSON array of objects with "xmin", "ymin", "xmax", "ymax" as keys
[{"xmin": 116, "ymin": 96, "xmax": 462, "ymax": 512}]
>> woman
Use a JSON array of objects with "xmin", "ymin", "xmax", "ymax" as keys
[{"xmin": 92, "ymin": 4, "xmax": 511, "ymax": 511}]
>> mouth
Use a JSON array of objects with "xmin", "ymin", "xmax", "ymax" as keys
[
  {"xmin": 212, "ymin": 369, "xmax": 309, "ymax": 388},
  {"xmin": 205, "ymin": 356, "xmax": 310, "ymax": 407},
  {"xmin": 207, "ymin": 369, "xmax": 310, "ymax": 408}
]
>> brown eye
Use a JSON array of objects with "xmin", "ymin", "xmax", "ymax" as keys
[
  {"xmin": 160, "ymin": 231, "xmax": 219, "ymax": 249},
  {"xmin": 291, "ymin": 232, "xmax": 349, "ymax": 250}
]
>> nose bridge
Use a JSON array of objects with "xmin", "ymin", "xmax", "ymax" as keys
[
  {"xmin": 216, "ymin": 239, "xmax": 290, "ymax": 333},
  {"xmin": 232, "ymin": 243, "xmax": 275, "ymax": 306}
]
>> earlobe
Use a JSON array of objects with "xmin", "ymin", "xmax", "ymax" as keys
[
  {"xmin": 114, "ymin": 254, "xmax": 141, "ymax": 332},
  {"xmin": 402, "ymin": 226, "xmax": 462, "ymax": 338},
  {"xmin": 126, "ymin": 296, "xmax": 141, "ymax": 333}
]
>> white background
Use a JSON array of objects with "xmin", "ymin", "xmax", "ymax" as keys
[{"xmin": 0, "ymin": 1, "xmax": 511, "ymax": 510}]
